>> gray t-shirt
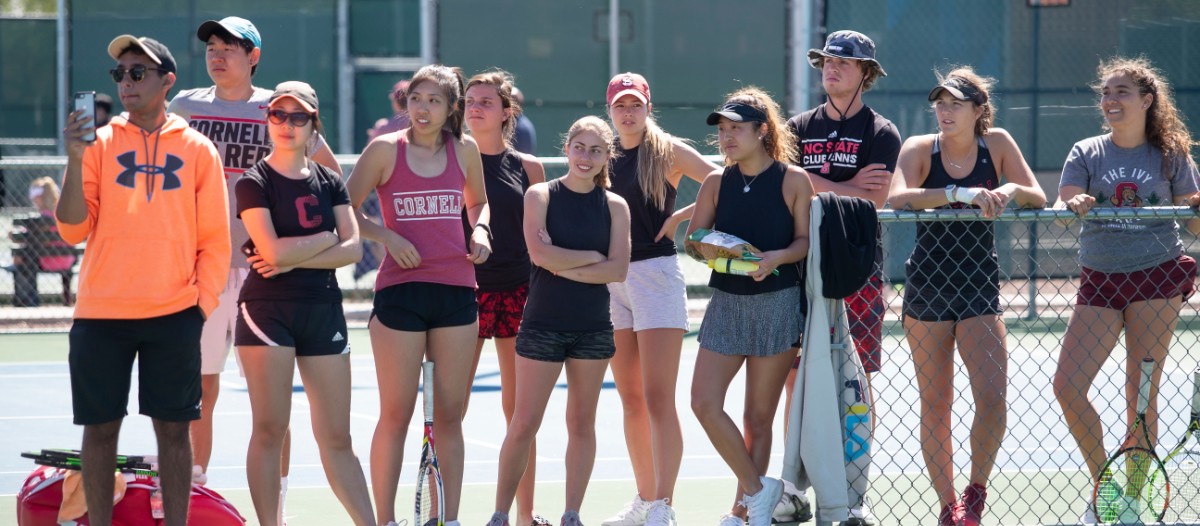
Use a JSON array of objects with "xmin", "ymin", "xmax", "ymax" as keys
[
  {"xmin": 169, "ymin": 86, "xmax": 328, "ymax": 268},
  {"xmin": 1059, "ymin": 134, "xmax": 1199, "ymax": 272}
]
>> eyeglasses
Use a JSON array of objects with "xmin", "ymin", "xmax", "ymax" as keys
[
  {"xmin": 267, "ymin": 109, "xmax": 313, "ymax": 127},
  {"xmin": 109, "ymin": 65, "xmax": 169, "ymax": 83}
]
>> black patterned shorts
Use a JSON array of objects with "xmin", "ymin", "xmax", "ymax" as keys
[{"xmin": 515, "ymin": 327, "xmax": 615, "ymax": 362}]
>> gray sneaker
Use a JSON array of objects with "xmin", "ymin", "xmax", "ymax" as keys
[
  {"xmin": 487, "ymin": 512, "xmax": 511, "ymax": 526},
  {"xmin": 601, "ymin": 494, "xmax": 652, "ymax": 526},
  {"xmin": 562, "ymin": 510, "xmax": 585, "ymax": 526},
  {"xmin": 743, "ymin": 477, "xmax": 784, "ymax": 526},
  {"xmin": 645, "ymin": 500, "xmax": 677, "ymax": 526}
]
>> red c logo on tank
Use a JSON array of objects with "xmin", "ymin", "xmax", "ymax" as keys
[{"xmin": 295, "ymin": 195, "xmax": 323, "ymax": 228}]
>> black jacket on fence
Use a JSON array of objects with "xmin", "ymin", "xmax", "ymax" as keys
[{"xmin": 817, "ymin": 192, "xmax": 878, "ymax": 299}]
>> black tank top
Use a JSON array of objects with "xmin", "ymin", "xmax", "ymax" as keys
[
  {"xmin": 709, "ymin": 161, "xmax": 803, "ymax": 295},
  {"xmin": 914, "ymin": 136, "xmax": 999, "ymax": 264},
  {"xmin": 469, "ymin": 149, "xmax": 532, "ymax": 291},
  {"xmin": 610, "ymin": 144, "xmax": 677, "ymax": 261},
  {"xmin": 521, "ymin": 178, "xmax": 613, "ymax": 332}
]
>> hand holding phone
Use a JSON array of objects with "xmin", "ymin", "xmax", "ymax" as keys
[{"xmin": 73, "ymin": 91, "xmax": 96, "ymax": 143}]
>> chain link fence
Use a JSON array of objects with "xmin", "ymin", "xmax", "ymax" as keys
[{"xmin": 5, "ymin": 158, "xmax": 1200, "ymax": 524}]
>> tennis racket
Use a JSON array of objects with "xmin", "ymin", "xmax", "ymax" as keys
[
  {"xmin": 21, "ymin": 448, "xmax": 157, "ymax": 475},
  {"xmin": 415, "ymin": 361, "xmax": 444, "ymax": 526},
  {"xmin": 1092, "ymin": 357, "xmax": 1170, "ymax": 523},
  {"xmin": 1163, "ymin": 367, "xmax": 1200, "ymax": 522}
]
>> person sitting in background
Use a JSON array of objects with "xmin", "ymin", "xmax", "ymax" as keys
[
  {"xmin": 512, "ymin": 86, "xmax": 537, "ymax": 155},
  {"xmin": 367, "ymin": 79, "xmax": 412, "ymax": 143},
  {"xmin": 94, "ymin": 93, "xmax": 114, "ymax": 127},
  {"xmin": 8, "ymin": 177, "xmax": 77, "ymax": 306}
]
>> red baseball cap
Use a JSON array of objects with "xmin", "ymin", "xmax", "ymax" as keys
[{"xmin": 607, "ymin": 72, "xmax": 650, "ymax": 105}]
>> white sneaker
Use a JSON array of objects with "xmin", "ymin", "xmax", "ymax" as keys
[
  {"xmin": 191, "ymin": 465, "xmax": 207, "ymax": 486},
  {"xmin": 601, "ymin": 494, "xmax": 652, "ymax": 526},
  {"xmin": 717, "ymin": 514, "xmax": 744, "ymax": 526},
  {"xmin": 742, "ymin": 477, "xmax": 784, "ymax": 526},
  {"xmin": 645, "ymin": 500, "xmax": 676, "ymax": 526},
  {"xmin": 1079, "ymin": 501, "xmax": 1098, "ymax": 525},
  {"xmin": 840, "ymin": 497, "xmax": 876, "ymax": 526},
  {"xmin": 775, "ymin": 479, "xmax": 813, "ymax": 523}
]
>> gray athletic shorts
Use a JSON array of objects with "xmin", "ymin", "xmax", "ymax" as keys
[{"xmin": 698, "ymin": 286, "xmax": 804, "ymax": 357}]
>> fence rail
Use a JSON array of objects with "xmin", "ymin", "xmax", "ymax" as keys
[{"xmin": 4, "ymin": 156, "xmax": 1200, "ymax": 524}]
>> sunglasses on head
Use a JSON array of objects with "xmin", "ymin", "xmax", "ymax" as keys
[
  {"xmin": 267, "ymin": 109, "xmax": 314, "ymax": 127},
  {"xmin": 109, "ymin": 65, "xmax": 169, "ymax": 83}
]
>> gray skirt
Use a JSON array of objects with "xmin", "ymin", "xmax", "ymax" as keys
[{"xmin": 698, "ymin": 286, "xmax": 805, "ymax": 357}]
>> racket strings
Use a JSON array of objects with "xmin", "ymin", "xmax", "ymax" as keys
[
  {"xmin": 1167, "ymin": 450, "xmax": 1200, "ymax": 521},
  {"xmin": 1097, "ymin": 448, "xmax": 1169, "ymax": 522}
]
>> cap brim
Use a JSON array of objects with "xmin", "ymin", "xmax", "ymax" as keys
[
  {"xmin": 270, "ymin": 94, "xmax": 318, "ymax": 114},
  {"xmin": 706, "ymin": 110, "xmax": 747, "ymax": 125},
  {"xmin": 608, "ymin": 88, "xmax": 648, "ymax": 105},
  {"xmin": 196, "ymin": 20, "xmax": 225, "ymax": 42},
  {"xmin": 806, "ymin": 49, "xmax": 887, "ymax": 76},
  {"xmin": 928, "ymin": 85, "xmax": 969, "ymax": 102},
  {"xmin": 107, "ymin": 35, "xmax": 164, "ymax": 66}
]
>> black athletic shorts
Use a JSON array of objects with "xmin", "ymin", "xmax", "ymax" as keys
[
  {"xmin": 68, "ymin": 306, "xmax": 204, "ymax": 425},
  {"xmin": 372, "ymin": 282, "xmax": 477, "ymax": 332},
  {"xmin": 235, "ymin": 300, "xmax": 350, "ymax": 357},
  {"xmin": 515, "ymin": 327, "xmax": 615, "ymax": 362}
]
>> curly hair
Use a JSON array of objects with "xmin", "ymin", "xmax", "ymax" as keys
[{"xmin": 1094, "ymin": 56, "xmax": 1196, "ymax": 164}]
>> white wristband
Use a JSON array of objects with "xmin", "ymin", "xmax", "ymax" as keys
[{"xmin": 955, "ymin": 187, "xmax": 982, "ymax": 204}]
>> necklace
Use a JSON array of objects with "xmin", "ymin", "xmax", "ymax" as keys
[
  {"xmin": 944, "ymin": 143, "xmax": 977, "ymax": 171},
  {"xmin": 741, "ymin": 172, "xmax": 757, "ymax": 193}
]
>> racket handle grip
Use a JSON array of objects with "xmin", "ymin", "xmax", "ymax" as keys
[
  {"xmin": 1138, "ymin": 358, "xmax": 1155, "ymax": 414},
  {"xmin": 422, "ymin": 361, "xmax": 434, "ymax": 417}
]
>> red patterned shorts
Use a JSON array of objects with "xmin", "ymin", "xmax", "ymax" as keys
[
  {"xmin": 476, "ymin": 283, "xmax": 530, "ymax": 339},
  {"xmin": 792, "ymin": 274, "xmax": 883, "ymax": 373}
]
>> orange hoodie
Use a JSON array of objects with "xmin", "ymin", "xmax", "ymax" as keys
[{"xmin": 57, "ymin": 114, "xmax": 231, "ymax": 319}]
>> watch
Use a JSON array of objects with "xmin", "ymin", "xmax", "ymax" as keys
[{"xmin": 945, "ymin": 185, "xmax": 957, "ymax": 203}]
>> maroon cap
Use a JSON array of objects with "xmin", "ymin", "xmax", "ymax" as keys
[{"xmin": 607, "ymin": 72, "xmax": 650, "ymax": 105}]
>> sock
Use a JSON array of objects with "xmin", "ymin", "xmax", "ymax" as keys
[{"xmin": 278, "ymin": 476, "xmax": 288, "ymax": 524}]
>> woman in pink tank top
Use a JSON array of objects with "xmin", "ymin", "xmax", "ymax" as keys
[{"xmin": 346, "ymin": 64, "xmax": 491, "ymax": 526}]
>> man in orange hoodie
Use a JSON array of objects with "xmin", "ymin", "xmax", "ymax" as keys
[{"xmin": 58, "ymin": 35, "xmax": 230, "ymax": 526}]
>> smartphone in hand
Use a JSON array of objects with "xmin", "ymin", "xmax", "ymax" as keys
[{"xmin": 74, "ymin": 91, "xmax": 96, "ymax": 143}]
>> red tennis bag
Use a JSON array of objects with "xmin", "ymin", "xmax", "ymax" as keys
[{"xmin": 16, "ymin": 465, "xmax": 245, "ymax": 525}]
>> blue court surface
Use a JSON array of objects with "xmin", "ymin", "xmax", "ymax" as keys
[{"xmin": 3, "ymin": 326, "xmax": 1200, "ymax": 525}]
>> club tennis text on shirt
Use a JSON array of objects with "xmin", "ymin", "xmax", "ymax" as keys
[
  {"xmin": 801, "ymin": 138, "xmax": 861, "ymax": 168},
  {"xmin": 187, "ymin": 120, "xmax": 270, "ymax": 172},
  {"xmin": 392, "ymin": 192, "xmax": 464, "ymax": 218}
]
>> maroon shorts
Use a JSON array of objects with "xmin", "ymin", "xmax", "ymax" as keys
[
  {"xmin": 1078, "ymin": 255, "xmax": 1197, "ymax": 310},
  {"xmin": 476, "ymin": 283, "xmax": 529, "ymax": 339},
  {"xmin": 793, "ymin": 274, "xmax": 884, "ymax": 373}
]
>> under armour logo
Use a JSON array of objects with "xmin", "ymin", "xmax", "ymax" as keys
[
  {"xmin": 621, "ymin": 76, "xmax": 634, "ymax": 87},
  {"xmin": 115, "ymin": 151, "xmax": 183, "ymax": 201}
]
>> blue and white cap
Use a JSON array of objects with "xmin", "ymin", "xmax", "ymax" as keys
[{"xmin": 197, "ymin": 16, "xmax": 262, "ymax": 49}]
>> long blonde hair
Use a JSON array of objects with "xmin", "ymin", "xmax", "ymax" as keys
[
  {"xmin": 565, "ymin": 116, "xmax": 615, "ymax": 188},
  {"xmin": 633, "ymin": 118, "xmax": 675, "ymax": 209}
]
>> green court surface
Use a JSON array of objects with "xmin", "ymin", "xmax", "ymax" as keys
[{"xmin": 5, "ymin": 324, "xmax": 1200, "ymax": 525}]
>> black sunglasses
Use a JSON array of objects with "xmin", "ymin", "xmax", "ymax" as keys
[
  {"xmin": 109, "ymin": 65, "xmax": 169, "ymax": 83},
  {"xmin": 267, "ymin": 109, "xmax": 314, "ymax": 127}
]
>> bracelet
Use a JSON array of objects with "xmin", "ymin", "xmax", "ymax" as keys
[{"xmin": 473, "ymin": 223, "xmax": 493, "ymax": 242}]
